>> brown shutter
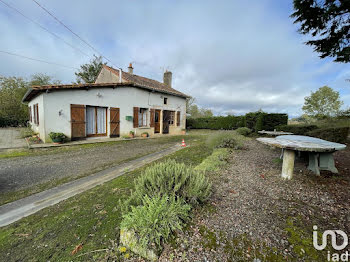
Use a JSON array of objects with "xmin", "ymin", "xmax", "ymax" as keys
[
  {"xmin": 150, "ymin": 109, "xmax": 155, "ymax": 127},
  {"xmin": 71, "ymin": 104, "xmax": 86, "ymax": 139},
  {"xmin": 110, "ymin": 108, "xmax": 120, "ymax": 137},
  {"xmin": 36, "ymin": 104, "xmax": 39, "ymax": 125},
  {"xmin": 133, "ymin": 107, "xmax": 139, "ymax": 128},
  {"xmin": 29, "ymin": 106, "xmax": 32, "ymax": 122},
  {"xmin": 177, "ymin": 111, "xmax": 180, "ymax": 126}
]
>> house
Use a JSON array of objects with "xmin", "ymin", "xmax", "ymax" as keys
[{"xmin": 22, "ymin": 64, "xmax": 189, "ymax": 142}]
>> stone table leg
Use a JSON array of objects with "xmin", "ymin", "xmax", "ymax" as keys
[
  {"xmin": 308, "ymin": 153, "xmax": 320, "ymax": 175},
  {"xmin": 281, "ymin": 149, "xmax": 295, "ymax": 180},
  {"xmin": 319, "ymin": 152, "xmax": 338, "ymax": 173}
]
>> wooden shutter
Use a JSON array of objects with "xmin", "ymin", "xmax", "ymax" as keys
[
  {"xmin": 150, "ymin": 109, "xmax": 155, "ymax": 127},
  {"xmin": 36, "ymin": 104, "xmax": 39, "ymax": 125},
  {"xmin": 29, "ymin": 106, "xmax": 32, "ymax": 122},
  {"xmin": 177, "ymin": 111, "xmax": 180, "ymax": 126},
  {"xmin": 110, "ymin": 107, "xmax": 120, "ymax": 137},
  {"xmin": 71, "ymin": 104, "xmax": 86, "ymax": 139},
  {"xmin": 133, "ymin": 107, "xmax": 139, "ymax": 128}
]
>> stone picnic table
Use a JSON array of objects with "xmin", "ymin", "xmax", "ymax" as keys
[
  {"xmin": 257, "ymin": 135, "xmax": 346, "ymax": 179},
  {"xmin": 258, "ymin": 130, "xmax": 293, "ymax": 136}
]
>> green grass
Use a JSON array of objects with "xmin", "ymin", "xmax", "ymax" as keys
[
  {"xmin": 0, "ymin": 150, "xmax": 30, "ymax": 158},
  {"xmin": 0, "ymin": 131, "xmax": 214, "ymax": 261}
]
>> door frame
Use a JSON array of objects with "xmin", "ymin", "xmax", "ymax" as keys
[{"xmin": 86, "ymin": 105, "xmax": 108, "ymax": 137}]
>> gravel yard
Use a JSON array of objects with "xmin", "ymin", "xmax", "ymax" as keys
[
  {"xmin": 158, "ymin": 139, "xmax": 350, "ymax": 261},
  {"xmin": 0, "ymin": 138, "xmax": 179, "ymax": 194}
]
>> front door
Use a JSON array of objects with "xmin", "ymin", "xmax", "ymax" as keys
[
  {"xmin": 110, "ymin": 107, "xmax": 120, "ymax": 137},
  {"xmin": 86, "ymin": 106, "xmax": 107, "ymax": 137},
  {"xmin": 154, "ymin": 109, "xmax": 161, "ymax": 133},
  {"xmin": 71, "ymin": 104, "xmax": 86, "ymax": 140},
  {"xmin": 163, "ymin": 110, "xmax": 170, "ymax": 134}
]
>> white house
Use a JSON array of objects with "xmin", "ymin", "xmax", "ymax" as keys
[{"xmin": 22, "ymin": 64, "xmax": 188, "ymax": 142}]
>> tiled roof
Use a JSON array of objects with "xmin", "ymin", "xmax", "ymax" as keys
[
  {"xmin": 102, "ymin": 65, "xmax": 188, "ymax": 98},
  {"xmin": 22, "ymin": 68, "xmax": 189, "ymax": 102}
]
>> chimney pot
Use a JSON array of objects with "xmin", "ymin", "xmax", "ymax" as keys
[
  {"xmin": 163, "ymin": 70, "xmax": 172, "ymax": 87},
  {"xmin": 128, "ymin": 63, "xmax": 133, "ymax": 74}
]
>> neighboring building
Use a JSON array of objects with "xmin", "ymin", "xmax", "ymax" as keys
[{"xmin": 22, "ymin": 64, "xmax": 188, "ymax": 142}]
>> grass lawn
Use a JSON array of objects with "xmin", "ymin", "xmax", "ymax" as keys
[{"xmin": 0, "ymin": 131, "xmax": 214, "ymax": 261}]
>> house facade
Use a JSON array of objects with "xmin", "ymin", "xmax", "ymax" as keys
[{"xmin": 23, "ymin": 64, "xmax": 188, "ymax": 142}]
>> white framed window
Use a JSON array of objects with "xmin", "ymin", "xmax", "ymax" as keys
[{"xmin": 138, "ymin": 108, "xmax": 148, "ymax": 127}]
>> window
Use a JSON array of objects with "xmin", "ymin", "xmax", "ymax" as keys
[
  {"xmin": 176, "ymin": 111, "xmax": 181, "ymax": 126},
  {"xmin": 164, "ymin": 97, "xmax": 168, "ymax": 105},
  {"xmin": 33, "ymin": 104, "xmax": 39, "ymax": 125},
  {"xmin": 169, "ymin": 111, "xmax": 175, "ymax": 125},
  {"xmin": 138, "ymin": 108, "xmax": 148, "ymax": 127}
]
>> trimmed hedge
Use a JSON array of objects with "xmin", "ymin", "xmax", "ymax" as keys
[
  {"xmin": 276, "ymin": 124, "xmax": 318, "ymax": 135},
  {"xmin": 306, "ymin": 127, "xmax": 349, "ymax": 144},
  {"xmin": 187, "ymin": 113, "xmax": 287, "ymax": 132},
  {"xmin": 186, "ymin": 116, "xmax": 245, "ymax": 130}
]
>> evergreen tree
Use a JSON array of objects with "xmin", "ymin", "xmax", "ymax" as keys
[{"xmin": 291, "ymin": 0, "xmax": 350, "ymax": 62}]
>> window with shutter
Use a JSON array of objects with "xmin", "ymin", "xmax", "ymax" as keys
[{"xmin": 177, "ymin": 111, "xmax": 180, "ymax": 126}]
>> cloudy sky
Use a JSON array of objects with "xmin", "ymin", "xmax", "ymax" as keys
[{"xmin": 1, "ymin": 0, "xmax": 349, "ymax": 117}]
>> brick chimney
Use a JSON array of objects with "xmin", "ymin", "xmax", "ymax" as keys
[
  {"xmin": 128, "ymin": 63, "xmax": 133, "ymax": 74},
  {"xmin": 163, "ymin": 70, "xmax": 172, "ymax": 87}
]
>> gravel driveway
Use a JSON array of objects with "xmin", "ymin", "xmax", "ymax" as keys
[
  {"xmin": 0, "ymin": 138, "xmax": 177, "ymax": 193},
  {"xmin": 159, "ymin": 139, "xmax": 350, "ymax": 261},
  {"xmin": 0, "ymin": 128, "xmax": 26, "ymax": 149}
]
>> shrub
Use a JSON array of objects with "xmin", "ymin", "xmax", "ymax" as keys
[
  {"xmin": 48, "ymin": 132, "xmax": 66, "ymax": 141},
  {"xmin": 306, "ymin": 127, "xmax": 349, "ymax": 144},
  {"xmin": 20, "ymin": 127, "xmax": 34, "ymax": 138},
  {"xmin": 195, "ymin": 148, "xmax": 229, "ymax": 173},
  {"xmin": 206, "ymin": 131, "xmax": 247, "ymax": 150},
  {"xmin": 235, "ymin": 127, "xmax": 252, "ymax": 136},
  {"xmin": 124, "ymin": 160, "xmax": 211, "ymax": 210},
  {"xmin": 120, "ymin": 195, "xmax": 191, "ymax": 252},
  {"xmin": 276, "ymin": 124, "xmax": 318, "ymax": 135}
]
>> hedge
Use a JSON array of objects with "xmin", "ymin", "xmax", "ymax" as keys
[
  {"xmin": 276, "ymin": 124, "xmax": 318, "ymax": 135},
  {"xmin": 306, "ymin": 127, "xmax": 349, "ymax": 144},
  {"xmin": 187, "ymin": 113, "xmax": 287, "ymax": 132},
  {"xmin": 186, "ymin": 116, "xmax": 245, "ymax": 130},
  {"xmin": 0, "ymin": 117, "xmax": 27, "ymax": 127}
]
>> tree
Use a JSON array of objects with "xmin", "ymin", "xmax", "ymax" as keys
[
  {"xmin": 29, "ymin": 73, "xmax": 61, "ymax": 86},
  {"xmin": 291, "ymin": 0, "xmax": 350, "ymax": 62},
  {"xmin": 186, "ymin": 97, "xmax": 213, "ymax": 118},
  {"xmin": 0, "ymin": 76, "xmax": 29, "ymax": 126},
  {"xmin": 0, "ymin": 74, "xmax": 60, "ymax": 126},
  {"xmin": 75, "ymin": 55, "xmax": 105, "ymax": 83},
  {"xmin": 302, "ymin": 86, "xmax": 343, "ymax": 118}
]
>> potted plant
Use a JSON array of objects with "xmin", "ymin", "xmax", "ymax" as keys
[
  {"xmin": 141, "ymin": 132, "xmax": 149, "ymax": 138},
  {"xmin": 181, "ymin": 129, "xmax": 186, "ymax": 135},
  {"xmin": 129, "ymin": 131, "xmax": 135, "ymax": 138},
  {"xmin": 49, "ymin": 132, "xmax": 66, "ymax": 144}
]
